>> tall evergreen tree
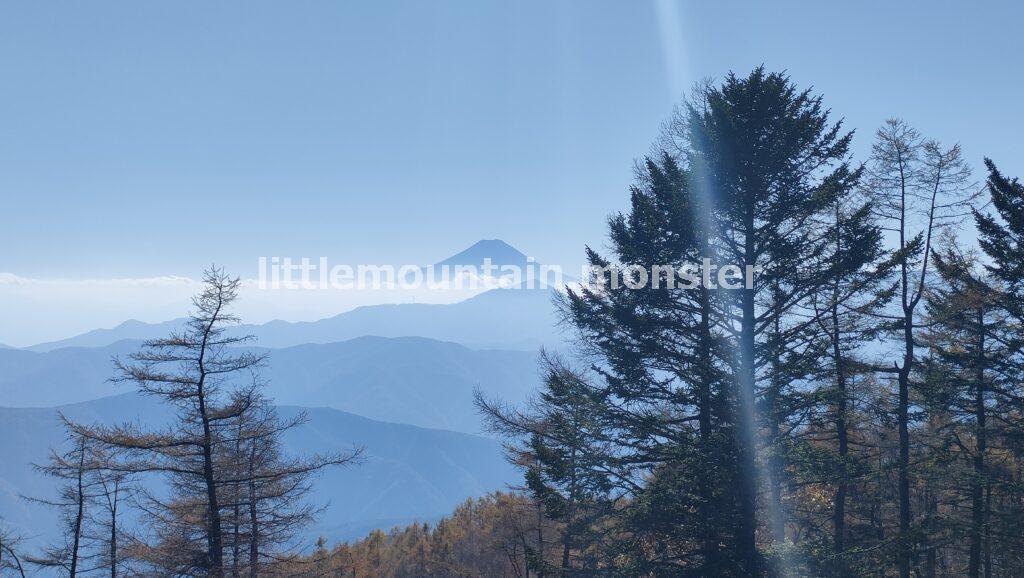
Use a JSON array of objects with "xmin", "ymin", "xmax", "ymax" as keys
[
  {"xmin": 925, "ymin": 247, "xmax": 1008, "ymax": 577},
  {"xmin": 972, "ymin": 159, "xmax": 1024, "ymax": 575},
  {"xmin": 809, "ymin": 187, "xmax": 893, "ymax": 576},
  {"xmin": 975, "ymin": 159, "xmax": 1024, "ymax": 291},
  {"xmin": 563, "ymin": 148, "xmax": 747, "ymax": 574},
  {"xmin": 683, "ymin": 68, "xmax": 861, "ymax": 575},
  {"xmin": 476, "ymin": 354, "xmax": 613, "ymax": 576},
  {"xmin": 539, "ymin": 68, "xmax": 872, "ymax": 576}
]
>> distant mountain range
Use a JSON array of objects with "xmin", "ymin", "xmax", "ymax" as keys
[
  {"xmin": 0, "ymin": 393, "xmax": 518, "ymax": 547},
  {"xmin": 26, "ymin": 286, "xmax": 565, "ymax": 353},
  {"xmin": 0, "ymin": 240, "xmax": 563, "ymax": 553},
  {"xmin": 25, "ymin": 319, "xmax": 188, "ymax": 352},
  {"xmin": 0, "ymin": 336, "xmax": 540, "ymax": 433}
]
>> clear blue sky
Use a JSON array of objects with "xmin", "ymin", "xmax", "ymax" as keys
[{"xmin": 2, "ymin": 0, "xmax": 1022, "ymax": 279}]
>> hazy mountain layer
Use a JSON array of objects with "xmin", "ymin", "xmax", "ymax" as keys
[
  {"xmin": 0, "ymin": 336, "xmax": 539, "ymax": 433},
  {"xmin": 0, "ymin": 393, "xmax": 517, "ymax": 547},
  {"xmin": 27, "ymin": 287, "xmax": 564, "ymax": 353}
]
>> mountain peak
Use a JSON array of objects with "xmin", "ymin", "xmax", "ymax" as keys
[{"xmin": 436, "ymin": 240, "xmax": 529, "ymax": 267}]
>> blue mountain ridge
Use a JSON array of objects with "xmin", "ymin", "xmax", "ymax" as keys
[
  {"xmin": 0, "ymin": 393, "xmax": 519, "ymax": 549},
  {"xmin": 27, "ymin": 286, "xmax": 564, "ymax": 353},
  {"xmin": 0, "ymin": 335, "xmax": 541, "ymax": 434}
]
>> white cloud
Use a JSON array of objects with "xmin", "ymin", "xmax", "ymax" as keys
[
  {"xmin": 0, "ymin": 272, "xmax": 486, "ymax": 348},
  {"xmin": 0, "ymin": 273, "xmax": 199, "ymax": 287}
]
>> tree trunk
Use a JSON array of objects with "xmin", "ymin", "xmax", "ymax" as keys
[
  {"xmin": 70, "ymin": 443, "xmax": 86, "ymax": 578},
  {"xmin": 894, "ymin": 142, "xmax": 914, "ymax": 578},
  {"xmin": 983, "ymin": 481, "xmax": 992, "ymax": 578},
  {"xmin": 561, "ymin": 448, "xmax": 576, "ymax": 571},
  {"xmin": 109, "ymin": 497, "xmax": 118, "ymax": 578},
  {"xmin": 897, "ymin": 312, "xmax": 913, "ymax": 578},
  {"xmin": 737, "ymin": 223, "xmax": 761, "ymax": 575},
  {"xmin": 232, "ymin": 431, "xmax": 242, "ymax": 578},
  {"xmin": 197, "ymin": 302, "xmax": 225, "ymax": 576},
  {"xmin": 969, "ymin": 306, "xmax": 987, "ymax": 578},
  {"xmin": 923, "ymin": 486, "xmax": 936, "ymax": 578},
  {"xmin": 697, "ymin": 284, "xmax": 721, "ymax": 572},
  {"xmin": 232, "ymin": 504, "xmax": 241, "ymax": 578},
  {"xmin": 767, "ymin": 287, "xmax": 786, "ymax": 562},
  {"xmin": 535, "ymin": 495, "xmax": 545, "ymax": 578},
  {"xmin": 248, "ymin": 444, "xmax": 259, "ymax": 578},
  {"xmin": 831, "ymin": 301, "xmax": 849, "ymax": 577},
  {"xmin": 198, "ymin": 387, "xmax": 224, "ymax": 576}
]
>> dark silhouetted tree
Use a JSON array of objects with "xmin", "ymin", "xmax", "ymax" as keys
[
  {"xmin": 66, "ymin": 268, "xmax": 359, "ymax": 576},
  {"xmin": 865, "ymin": 119, "xmax": 976, "ymax": 578}
]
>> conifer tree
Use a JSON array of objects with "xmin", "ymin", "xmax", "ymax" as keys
[
  {"xmin": 69, "ymin": 268, "xmax": 262, "ymax": 576},
  {"xmin": 0, "ymin": 525, "xmax": 28, "ymax": 578},
  {"xmin": 221, "ymin": 392, "xmax": 355, "ymax": 577},
  {"xmin": 25, "ymin": 434, "xmax": 93, "ymax": 577},
  {"xmin": 66, "ymin": 268, "xmax": 359, "ymax": 576},
  {"xmin": 808, "ymin": 187, "xmax": 893, "ymax": 576},
  {"xmin": 477, "ymin": 355, "xmax": 612, "ymax": 576},
  {"xmin": 682, "ymin": 68, "xmax": 862, "ymax": 575},
  {"xmin": 975, "ymin": 159, "xmax": 1024, "ymax": 291},
  {"xmin": 864, "ymin": 120, "xmax": 976, "ymax": 577},
  {"xmin": 925, "ymin": 246, "xmax": 1009, "ymax": 577},
  {"xmin": 563, "ymin": 148, "xmax": 746, "ymax": 574},
  {"xmin": 972, "ymin": 159, "xmax": 1024, "ymax": 575}
]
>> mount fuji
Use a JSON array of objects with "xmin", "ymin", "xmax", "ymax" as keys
[{"xmin": 26, "ymin": 240, "xmax": 570, "ymax": 353}]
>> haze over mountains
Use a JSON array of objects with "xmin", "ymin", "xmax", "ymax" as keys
[
  {"xmin": 24, "ymin": 240, "xmax": 568, "ymax": 353},
  {"xmin": 0, "ymin": 240, "xmax": 562, "ymax": 550},
  {"xmin": 26, "ymin": 287, "xmax": 563, "ymax": 353},
  {"xmin": 0, "ymin": 336, "xmax": 540, "ymax": 432},
  {"xmin": 0, "ymin": 394, "xmax": 517, "ymax": 545}
]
